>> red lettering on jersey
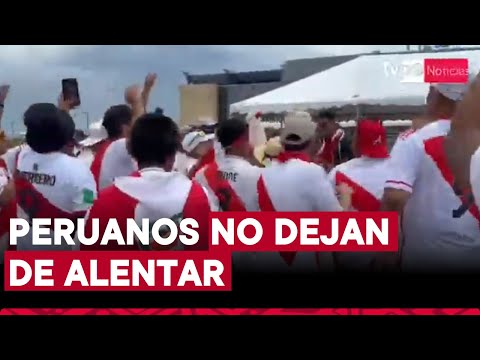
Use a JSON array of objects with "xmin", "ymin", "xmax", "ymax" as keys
[
  {"xmin": 424, "ymin": 136, "xmax": 480, "ymax": 223},
  {"xmin": 335, "ymin": 171, "xmax": 381, "ymax": 211},
  {"xmin": 398, "ymin": 128, "xmax": 416, "ymax": 141},
  {"xmin": 204, "ymin": 161, "xmax": 247, "ymax": 212},
  {"xmin": 257, "ymin": 176, "xmax": 296, "ymax": 266},
  {"xmin": 14, "ymin": 174, "xmax": 85, "ymax": 225}
]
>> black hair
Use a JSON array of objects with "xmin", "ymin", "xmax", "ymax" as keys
[
  {"xmin": 316, "ymin": 110, "xmax": 336, "ymax": 121},
  {"xmin": 216, "ymin": 117, "xmax": 248, "ymax": 148},
  {"xmin": 129, "ymin": 113, "xmax": 179, "ymax": 165},
  {"xmin": 24, "ymin": 103, "xmax": 74, "ymax": 153},
  {"xmin": 102, "ymin": 105, "xmax": 133, "ymax": 139},
  {"xmin": 284, "ymin": 140, "xmax": 311, "ymax": 152}
]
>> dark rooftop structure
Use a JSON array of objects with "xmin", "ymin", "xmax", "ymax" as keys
[{"xmin": 184, "ymin": 46, "xmax": 480, "ymax": 121}]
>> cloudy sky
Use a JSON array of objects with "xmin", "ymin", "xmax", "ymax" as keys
[{"xmin": 0, "ymin": 45, "xmax": 465, "ymax": 134}]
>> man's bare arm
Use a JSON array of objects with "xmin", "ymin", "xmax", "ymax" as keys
[{"xmin": 0, "ymin": 85, "xmax": 10, "ymax": 129}]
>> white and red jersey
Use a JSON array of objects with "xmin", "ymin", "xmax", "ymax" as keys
[
  {"xmin": 0, "ymin": 158, "xmax": 13, "ymax": 261},
  {"xmin": 328, "ymin": 157, "xmax": 390, "ymax": 269},
  {"xmin": 14, "ymin": 146, "xmax": 97, "ymax": 251},
  {"xmin": 329, "ymin": 157, "xmax": 390, "ymax": 211},
  {"xmin": 1, "ymin": 144, "xmax": 25, "ymax": 177},
  {"xmin": 81, "ymin": 168, "xmax": 218, "ymax": 251},
  {"xmin": 91, "ymin": 138, "xmax": 137, "ymax": 191},
  {"xmin": 386, "ymin": 119, "xmax": 480, "ymax": 272},
  {"xmin": 252, "ymin": 158, "xmax": 339, "ymax": 272},
  {"xmin": 471, "ymin": 145, "xmax": 480, "ymax": 209},
  {"xmin": 173, "ymin": 152, "xmax": 196, "ymax": 176},
  {"xmin": 195, "ymin": 155, "xmax": 262, "ymax": 211}
]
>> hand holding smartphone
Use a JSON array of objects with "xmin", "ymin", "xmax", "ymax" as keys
[{"xmin": 61, "ymin": 78, "xmax": 81, "ymax": 109}]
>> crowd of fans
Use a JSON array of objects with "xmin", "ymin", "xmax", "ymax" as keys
[{"xmin": 2, "ymin": 72, "xmax": 480, "ymax": 273}]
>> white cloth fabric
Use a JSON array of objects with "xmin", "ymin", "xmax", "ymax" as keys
[
  {"xmin": 195, "ymin": 155, "xmax": 263, "ymax": 211},
  {"xmin": 173, "ymin": 152, "xmax": 196, "ymax": 176},
  {"xmin": 252, "ymin": 159, "xmax": 341, "ymax": 272},
  {"xmin": 182, "ymin": 131, "xmax": 215, "ymax": 153},
  {"xmin": 385, "ymin": 120, "xmax": 480, "ymax": 272},
  {"xmin": 79, "ymin": 120, "xmax": 108, "ymax": 147},
  {"xmin": 328, "ymin": 157, "xmax": 391, "ymax": 269},
  {"xmin": 15, "ymin": 146, "xmax": 97, "ymax": 251},
  {"xmin": 98, "ymin": 138, "xmax": 137, "ymax": 191},
  {"xmin": 470, "ymin": 145, "xmax": 480, "ymax": 209}
]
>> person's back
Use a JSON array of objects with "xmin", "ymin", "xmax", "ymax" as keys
[
  {"xmin": 196, "ymin": 117, "xmax": 263, "ymax": 212},
  {"xmin": 329, "ymin": 120, "xmax": 391, "ymax": 212},
  {"xmin": 14, "ymin": 103, "xmax": 97, "ymax": 251},
  {"xmin": 387, "ymin": 119, "xmax": 480, "ymax": 271},
  {"xmin": 82, "ymin": 113, "xmax": 217, "ymax": 251},
  {"xmin": 328, "ymin": 120, "xmax": 391, "ymax": 270},
  {"xmin": 255, "ymin": 112, "xmax": 347, "ymax": 273},
  {"xmin": 92, "ymin": 75, "xmax": 156, "ymax": 190},
  {"xmin": 97, "ymin": 137, "xmax": 136, "ymax": 190},
  {"xmin": 84, "ymin": 168, "xmax": 214, "ymax": 251},
  {"xmin": 92, "ymin": 106, "xmax": 137, "ymax": 191}
]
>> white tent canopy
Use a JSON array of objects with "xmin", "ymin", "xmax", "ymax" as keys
[{"xmin": 230, "ymin": 51, "xmax": 480, "ymax": 114}]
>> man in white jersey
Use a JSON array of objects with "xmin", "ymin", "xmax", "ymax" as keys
[
  {"xmin": 254, "ymin": 111, "xmax": 352, "ymax": 273},
  {"xmin": 81, "ymin": 113, "xmax": 218, "ymax": 251},
  {"xmin": 328, "ymin": 119, "xmax": 390, "ymax": 271},
  {"xmin": 382, "ymin": 81, "xmax": 478, "ymax": 272},
  {"xmin": 92, "ymin": 73, "xmax": 156, "ymax": 191},
  {"xmin": 443, "ymin": 73, "xmax": 480, "ymax": 212},
  {"xmin": 14, "ymin": 103, "xmax": 97, "ymax": 251},
  {"xmin": 195, "ymin": 117, "xmax": 262, "ymax": 212}
]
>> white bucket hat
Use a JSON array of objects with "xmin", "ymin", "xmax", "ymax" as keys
[
  {"xmin": 79, "ymin": 120, "xmax": 108, "ymax": 147},
  {"xmin": 181, "ymin": 131, "xmax": 215, "ymax": 153}
]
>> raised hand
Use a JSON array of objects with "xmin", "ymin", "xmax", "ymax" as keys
[
  {"xmin": 57, "ymin": 92, "xmax": 78, "ymax": 112},
  {"xmin": 124, "ymin": 84, "xmax": 142, "ymax": 105},
  {"xmin": 144, "ymin": 73, "xmax": 157, "ymax": 90},
  {"xmin": 0, "ymin": 85, "xmax": 10, "ymax": 104}
]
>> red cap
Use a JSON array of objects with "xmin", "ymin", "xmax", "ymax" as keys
[{"xmin": 357, "ymin": 119, "xmax": 389, "ymax": 159}]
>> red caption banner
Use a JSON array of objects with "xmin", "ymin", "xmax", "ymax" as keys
[
  {"xmin": 4, "ymin": 212, "xmax": 398, "ymax": 291},
  {"xmin": 4, "ymin": 251, "xmax": 232, "ymax": 291}
]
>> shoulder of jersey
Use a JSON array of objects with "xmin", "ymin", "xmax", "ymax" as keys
[
  {"xmin": 398, "ymin": 128, "xmax": 416, "ymax": 141},
  {"xmin": 412, "ymin": 119, "xmax": 450, "ymax": 141},
  {"xmin": 58, "ymin": 153, "xmax": 93, "ymax": 178}
]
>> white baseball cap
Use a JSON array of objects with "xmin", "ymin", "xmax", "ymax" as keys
[
  {"xmin": 432, "ymin": 72, "xmax": 477, "ymax": 102},
  {"xmin": 79, "ymin": 120, "xmax": 108, "ymax": 147},
  {"xmin": 181, "ymin": 131, "xmax": 215, "ymax": 153}
]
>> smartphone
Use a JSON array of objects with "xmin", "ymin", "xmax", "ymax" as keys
[{"xmin": 62, "ymin": 78, "xmax": 81, "ymax": 107}]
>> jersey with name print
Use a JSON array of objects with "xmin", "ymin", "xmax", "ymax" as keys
[{"xmin": 14, "ymin": 146, "xmax": 97, "ymax": 251}]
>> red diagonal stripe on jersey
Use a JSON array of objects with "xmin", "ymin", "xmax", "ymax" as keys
[
  {"xmin": 335, "ymin": 171, "xmax": 381, "ymax": 211},
  {"xmin": 424, "ymin": 136, "xmax": 480, "ymax": 223},
  {"xmin": 14, "ymin": 174, "xmax": 81, "ymax": 222},
  {"xmin": 204, "ymin": 162, "xmax": 247, "ymax": 212},
  {"xmin": 257, "ymin": 176, "xmax": 296, "ymax": 266}
]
